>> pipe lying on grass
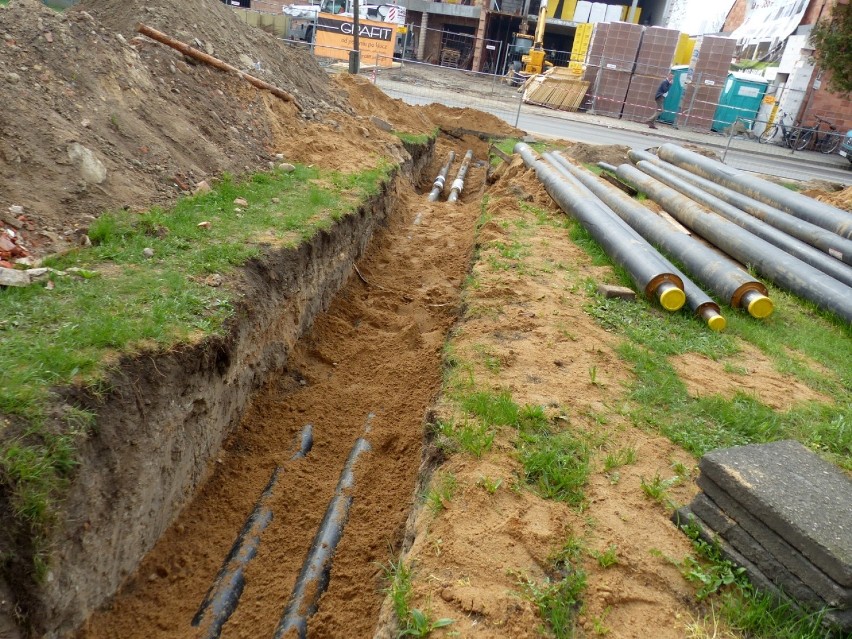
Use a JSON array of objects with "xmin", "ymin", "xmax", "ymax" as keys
[
  {"xmin": 192, "ymin": 425, "xmax": 314, "ymax": 639},
  {"xmin": 447, "ymin": 150, "xmax": 473, "ymax": 203},
  {"xmin": 550, "ymin": 152, "xmax": 769, "ymax": 322},
  {"xmin": 427, "ymin": 151, "xmax": 456, "ymax": 202},
  {"xmin": 515, "ymin": 143, "xmax": 685, "ymax": 312},
  {"xmin": 629, "ymin": 150, "xmax": 852, "ymax": 266},
  {"xmin": 631, "ymin": 159, "xmax": 852, "ymax": 289},
  {"xmin": 656, "ymin": 143, "xmax": 852, "ymax": 240},
  {"xmin": 546, "ymin": 154, "xmax": 726, "ymax": 328},
  {"xmin": 615, "ymin": 163, "xmax": 852, "ymax": 324},
  {"xmin": 274, "ymin": 436, "xmax": 372, "ymax": 639}
]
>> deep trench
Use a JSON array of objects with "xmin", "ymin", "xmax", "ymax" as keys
[{"xmin": 70, "ymin": 134, "xmax": 489, "ymax": 639}]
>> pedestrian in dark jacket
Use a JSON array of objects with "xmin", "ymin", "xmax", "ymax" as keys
[{"xmin": 648, "ymin": 72, "xmax": 674, "ymax": 129}]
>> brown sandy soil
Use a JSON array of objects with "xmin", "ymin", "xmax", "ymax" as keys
[
  {"xmin": 671, "ymin": 344, "xmax": 832, "ymax": 410},
  {"xmin": 78, "ymin": 134, "xmax": 490, "ymax": 639},
  {"xmin": 803, "ymin": 185, "xmax": 852, "ymax": 212},
  {"xmin": 391, "ymin": 161, "xmax": 702, "ymax": 638}
]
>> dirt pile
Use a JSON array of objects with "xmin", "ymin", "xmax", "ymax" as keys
[
  {"xmin": 0, "ymin": 0, "xmax": 340, "ymax": 258},
  {"xmin": 804, "ymin": 185, "xmax": 852, "ymax": 212}
]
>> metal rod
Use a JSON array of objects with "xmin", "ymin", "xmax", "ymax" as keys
[
  {"xmin": 549, "ymin": 152, "xmax": 768, "ymax": 321},
  {"xmin": 192, "ymin": 425, "xmax": 314, "ymax": 639},
  {"xmin": 427, "ymin": 151, "xmax": 456, "ymax": 202},
  {"xmin": 628, "ymin": 149, "xmax": 852, "ymax": 267},
  {"xmin": 447, "ymin": 150, "xmax": 473, "ymax": 203},
  {"xmin": 656, "ymin": 143, "xmax": 852, "ymax": 239},
  {"xmin": 273, "ymin": 436, "xmax": 372, "ymax": 639},
  {"xmin": 515, "ymin": 143, "xmax": 685, "ymax": 311},
  {"xmin": 615, "ymin": 163, "xmax": 852, "ymax": 324},
  {"xmin": 631, "ymin": 159, "xmax": 852, "ymax": 289}
]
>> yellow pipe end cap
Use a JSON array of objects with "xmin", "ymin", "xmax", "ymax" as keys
[
  {"xmin": 659, "ymin": 286, "xmax": 686, "ymax": 311},
  {"xmin": 747, "ymin": 295, "xmax": 774, "ymax": 319},
  {"xmin": 707, "ymin": 314, "xmax": 727, "ymax": 332}
]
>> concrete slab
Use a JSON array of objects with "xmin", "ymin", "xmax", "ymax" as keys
[
  {"xmin": 698, "ymin": 474, "xmax": 852, "ymax": 607},
  {"xmin": 675, "ymin": 506, "xmax": 852, "ymax": 633},
  {"xmin": 699, "ymin": 440, "xmax": 852, "ymax": 587}
]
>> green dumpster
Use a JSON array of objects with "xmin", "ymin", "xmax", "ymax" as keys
[
  {"xmin": 659, "ymin": 65, "xmax": 689, "ymax": 124},
  {"xmin": 712, "ymin": 72, "xmax": 768, "ymax": 133}
]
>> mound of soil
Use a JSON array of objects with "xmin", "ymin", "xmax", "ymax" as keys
[
  {"xmin": 421, "ymin": 104, "xmax": 524, "ymax": 138},
  {"xmin": 804, "ymin": 185, "xmax": 852, "ymax": 212},
  {"xmin": 561, "ymin": 142, "xmax": 632, "ymax": 167}
]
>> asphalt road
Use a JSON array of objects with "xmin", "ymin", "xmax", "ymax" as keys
[{"xmin": 379, "ymin": 86, "xmax": 852, "ymax": 185}]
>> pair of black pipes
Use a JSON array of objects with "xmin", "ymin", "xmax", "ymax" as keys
[
  {"xmin": 514, "ymin": 143, "xmax": 690, "ymax": 316},
  {"xmin": 191, "ymin": 421, "xmax": 372, "ymax": 639},
  {"xmin": 613, "ymin": 156, "xmax": 852, "ymax": 324}
]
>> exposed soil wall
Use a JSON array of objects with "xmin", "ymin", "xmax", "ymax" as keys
[{"xmin": 3, "ymin": 141, "xmax": 434, "ymax": 639}]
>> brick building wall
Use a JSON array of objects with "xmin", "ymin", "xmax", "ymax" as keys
[{"xmin": 723, "ymin": 0, "xmax": 747, "ymax": 32}]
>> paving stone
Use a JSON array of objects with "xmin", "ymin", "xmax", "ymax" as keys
[
  {"xmin": 690, "ymin": 493, "xmax": 836, "ymax": 608},
  {"xmin": 698, "ymin": 474, "xmax": 852, "ymax": 607},
  {"xmin": 0, "ymin": 266, "xmax": 30, "ymax": 286},
  {"xmin": 596, "ymin": 283, "xmax": 636, "ymax": 300},
  {"xmin": 675, "ymin": 507, "xmax": 852, "ymax": 633},
  {"xmin": 700, "ymin": 440, "xmax": 852, "ymax": 587}
]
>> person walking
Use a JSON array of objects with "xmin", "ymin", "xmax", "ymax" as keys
[{"xmin": 647, "ymin": 72, "xmax": 674, "ymax": 129}]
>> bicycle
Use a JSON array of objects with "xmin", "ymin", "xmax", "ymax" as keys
[
  {"xmin": 758, "ymin": 110, "xmax": 799, "ymax": 148},
  {"xmin": 792, "ymin": 114, "xmax": 842, "ymax": 154}
]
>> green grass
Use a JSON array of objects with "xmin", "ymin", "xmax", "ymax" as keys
[
  {"xmin": 432, "ymin": 418, "xmax": 494, "ymax": 458},
  {"xmin": 395, "ymin": 128, "xmax": 438, "ymax": 146},
  {"xmin": 640, "ymin": 473, "xmax": 680, "ymax": 507},
  {"xmin": 519, "ymin": 563, "xmax": 587, "ymax": 639},
  {"xmin": 425, "ymin": 472, "xmax": 457, "ymax": 515},
  {"xmin": 0, "ymin": 162, "xmax": 393, "ymax": 573},
  {"xmin": 519, "ymin": 424, "xmax": 591, "ymax": 507},
  {"xmin": 382, "ymin": 559, "xmax": 454, "ymax": 637},
  {"xmin": 590, "ymin": 544, "xmax": 619, "ymax": 569},
  {"xmin": 602, "ymin": 446, "xmax": 636, "ymax": 471}
]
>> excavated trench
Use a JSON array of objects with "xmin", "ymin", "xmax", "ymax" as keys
[{"xmin": 66, "ymin": 133, "xmax": 490, "ymax": 639}]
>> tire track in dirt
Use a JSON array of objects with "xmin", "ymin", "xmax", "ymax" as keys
[{"xmin": 79, "ymin": 135, "xmax": 488, "ymax": 638}]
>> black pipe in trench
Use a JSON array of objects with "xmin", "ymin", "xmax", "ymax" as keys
[
  {"xmin": 515, "ymin": 143, "xmax": 686, "ymax": 311},
  {"xmin": 191, "ymin": 424, "xmax": 314, "ymax": 639},
  {"xmin": 615, "ymin": 163, "xmax": 852, "ymax": 324},
  {"xmin": 656, "ymin": 143, "xmax": 852, "ymax": 240},
  {"xmin": 628, "ymin": 149, "xmax": 852, "ymax": 267},
  {"xmin": 548, "ymin": 152, "xmax": 771, "ymax": 321},
  {"xmin": 273, "ymin": 435, "xmax": 373, "ymax": 639},
  {"xmin": 631, "ymin": 159, "xmax": 852, "ymax": 289}
]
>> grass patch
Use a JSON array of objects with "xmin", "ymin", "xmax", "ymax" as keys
[
  {"xmin": 425, "ymin": 472, "xmax": 457, "ymax": 515},
  {"xmin": 603, "ymin": 446, "xmax": 636, "ymax": 471},
  {"xmin": 0, "ymin": 162, "xmax": 393, "ymax": 573},
  {"xmin": 394, "ymin": 128, "xmax": 437, "ymax": 146},
  {"xmin": 519, "ymin": 424, "xmax": 591, "ymax": 506},
  {"xmin": 590, "ymin": 544, "xmax": 619, "ymax": 568},
  {"xmin": 382, "ymin": 559, "xmax": 454, "ymax": 637},
  {"xmin": 432, "ymin": 418, "xmax": 494, "ymax": 458}
]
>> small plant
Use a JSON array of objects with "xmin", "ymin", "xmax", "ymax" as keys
[
  {"xmin": 671, "ymin": 460, "xmax": 693, "ymax": 479},
  {"xmin": 588, "ymin": 365, "xmax": 600, "ymax": 386},
  {"xmin": 603, "ymin": 446, "xmax": 637, "ymax": 472},
  {"xmin": 426, "ymin": 473, "xmax": 458, "ymax": 515},
  {"xmin": 519, "ymin": 430, "xmax": 590, "ymax": 506},
  {"xmin": 383, "ymin": 559, "xmax": 453, "ymax": 637},
  {"xmin": 591, "ymin": 544, "xmax": 619, "ymax": 569},
  {"xmin": 640, "ymin": 474, "xmax": 679, "ymax": 507},
  {"xmin": 679, "ymin": 522, "xmax": 747, "ymax": 599},
  {"xmin": 477, "ymin": 476, "xmax": 503, "ymax": 494},
  {"xmin": 519, "ymin": 570, "xmax": 587, "ymax": 639},
  {"xmin": 400, "ymin": 609, "xmax": 454, "ymax": 637}
]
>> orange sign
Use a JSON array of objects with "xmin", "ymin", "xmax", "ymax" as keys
[{"xmin": 315, "ymin": 13, "xmax": 395, "ymax": 67}]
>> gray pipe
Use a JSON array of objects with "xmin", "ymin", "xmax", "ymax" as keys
[
  {"xmin": 616, "ymin": 163, "xmax": 852, "ymax": 324},
  {"xmin": 656, "ymin": 143, "xmax": 852, "ymax": 240},
  {"xmin": 629, "ymin": 149, "xmax": 852, "ymax": 267},
  {"xmin": 549, "ymin": 152, "xmax": 770, "ymax": 321},
  {"xmin": 447, "ymin": 150, "xmax": 473, "ymax": 203},
  {"xmin": 631, "ymin": 160, "xmax": 852, "ymax": 289},
  {"xmin": 274, "ymin": 436, "xmax": 372, "ymax": 639},
  {"xmin": 427, "ymin": 150, "xmax": 456, "ymax": 202},
  {"xmin": 192, "ymin": 425, "xmax": 314, "ymax": 639},
  {"xmin": 515, "ymin": 143, "xmax": 685, "ymax": 311}
]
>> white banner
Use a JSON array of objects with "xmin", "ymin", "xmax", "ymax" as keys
[{"xmin": 730, "ymin": 0, "xmax": 809, "ymax": 44}]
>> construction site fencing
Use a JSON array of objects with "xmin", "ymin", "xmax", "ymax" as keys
[{"xmin": 399, "ymin": 24, "xmax": 504, "ymax": 75}]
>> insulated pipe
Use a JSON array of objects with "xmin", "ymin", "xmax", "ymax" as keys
[
  {"xmin": 274, "ymin": 436, "xmax": 372, "ymax": 639},
  {"xmin": 549, "ymin": 152, "xmax": 769, "ymax": 321},
  {"xmin": 515, "ymin": 143, "xmax": 686, "ymax": 311},
  {"xmin": 447, "ymin": 150, "xmax": 473, "ymax": 203},
  {"xmin": 616, "ymin": 163, "xmax": 852, "ymax": 324},
  {"xmin": 192, "ymin": 425, "xmax": 314, "ymax": 639},
  {"xmin": 632, "ymin": 160, "xmax": 852, "ymax": 289},
  {"xmin": 656, "ymin": 143, "xmax": 852, "ymax": 239},
  {"xmin": 427, "ymin": 150, "xmax": 456, "ymax": 202},
  {"xmin": 545, "ymin": 154, "xmax": 726, "ymax": 329},
  {"xmin": 629, "ymin": 150, "xmax": 852, "ymax": 266}
]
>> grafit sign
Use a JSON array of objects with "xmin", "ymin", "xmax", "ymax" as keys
[{"xmin": 315, "ymin": 13, "xmax": 395, "ymax": 66}]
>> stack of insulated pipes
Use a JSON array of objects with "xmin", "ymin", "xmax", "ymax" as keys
[
  {"xmin": 581, "ymin": 22, "xmax": 609, "ymax": 110},
  {"xmin": 590, "ymin": 21, "xmax": 644, "ymax": 117},
  {"xmin": 622, "ymin": 26, "xmax": 680, "ymax": 123},
  {"xmin": 681, "ymin": 35, "xmax": 736, "ymax": 130}
]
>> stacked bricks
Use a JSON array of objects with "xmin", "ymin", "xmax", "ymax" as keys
[
  {"xmin": 680, "ymin": 35, "xmax": 736, "ymax": 130},
  {"xmin": 675, "ymin": 441, "xmax": 852, "ymax": 633},
  {"xmin": 623, "ymin": 26, "xmax": 680, "ymax": 122},
  {"xmin": 581, "ymin": 22, "xmax": 609, "ymax": 110},
  {"xmin": 583, "ymin": 21, "xmax": 643, "ymax": 117}
]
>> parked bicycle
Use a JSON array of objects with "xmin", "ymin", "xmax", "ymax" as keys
[
  {"xmin": 758, "ymin": 110, "xmax": 799, "ymax": 148},
  {"xmin": 792, "ymin": 114, "xmax": 842, "ymax": 154}
]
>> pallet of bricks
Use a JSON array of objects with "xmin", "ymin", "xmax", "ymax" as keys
[
  {"xmin": 582, "ymin": 21, "xmax": 643, "ymax": 117},
  {"xmin": 679, "ymin": 35, "xmax": 737, "ymax": 130},
  {"xmin": 622, "ymin": 26, "xmax": 681, "ymax": 124}
]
